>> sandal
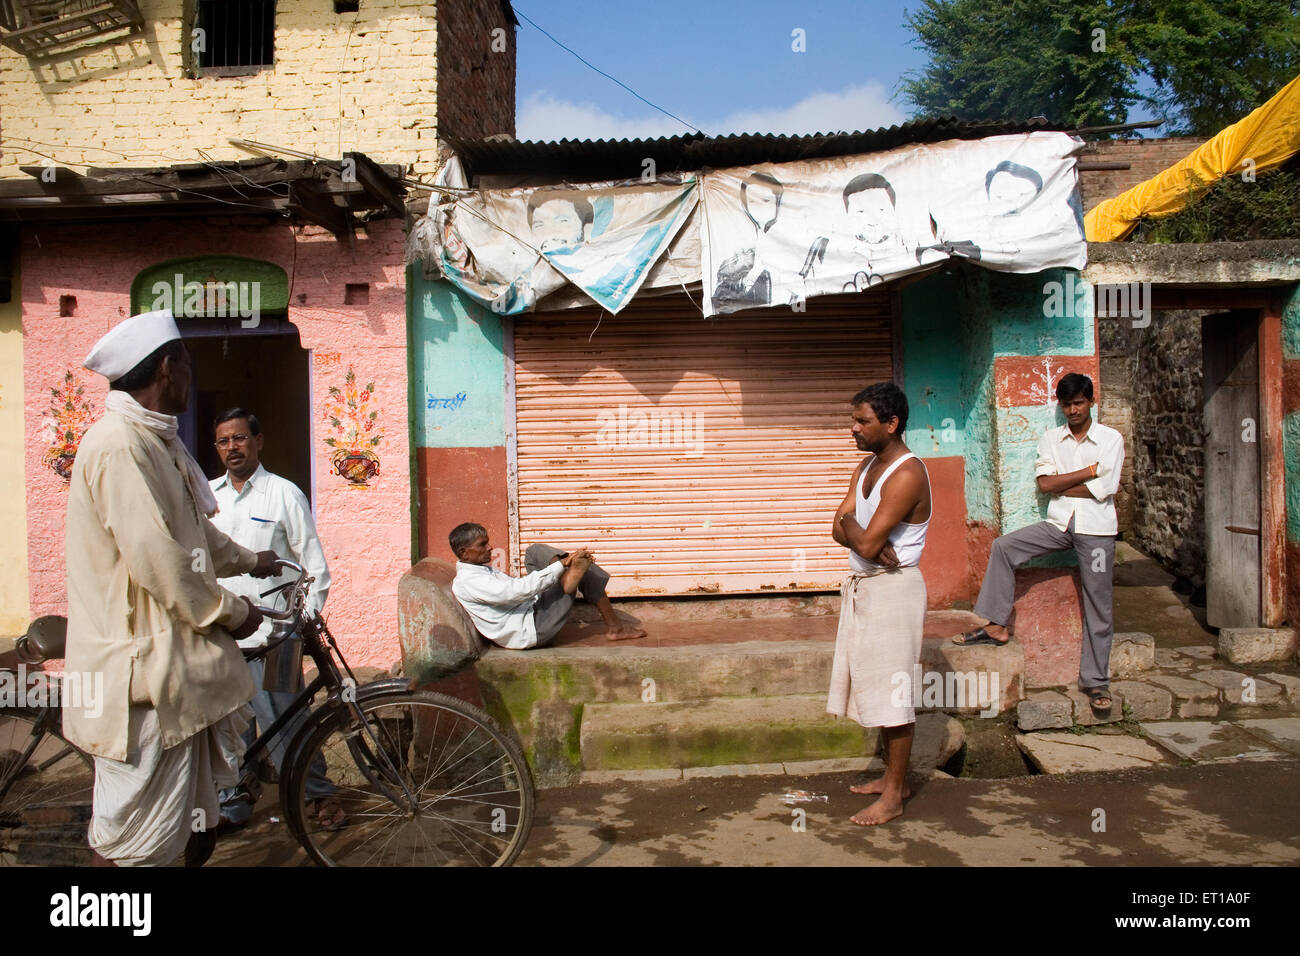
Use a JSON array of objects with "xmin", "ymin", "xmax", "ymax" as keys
[
  {"xmin": 1086, "ymin": 687, "xmax": 1113, "ymax": 713},
  {"xmin": 952, "ymin": 627, "xmax": 1009, "ymax": 647},
  {"xmin": 308, "ymin": 796, "xmax": 347, "ymax": 831}
]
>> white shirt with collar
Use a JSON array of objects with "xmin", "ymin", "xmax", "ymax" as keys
[
  {"xmin": 209, "ymin": 463, "xmax": 331, "ymax": 649},
  {"xmin": 1034, "ymin": 418, "xmax": 1125, "ymax": 536},
  {"xmin": 451, "ymin": 560, "xmax": 564, "ymax": 650}
]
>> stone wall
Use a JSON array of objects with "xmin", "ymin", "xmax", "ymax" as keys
[
  {"xmin": 1102, "ymin": 310, "xmax": 1206, "ymax": 585},
  {"xmin": 435, "ymin": 0, "xmax": 516, "ymax": 141}
]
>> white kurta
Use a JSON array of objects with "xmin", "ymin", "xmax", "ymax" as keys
[
  {"xmin": 65, "ymin": 409, "xmax": 259, "ymax": 864},
  {"xmin": 451, "ymin": 561, "xmax": 564, "ymax": 649},
  {"xmin": 209, "ymin": 464, "xmax": 331, "ymax": 649}
]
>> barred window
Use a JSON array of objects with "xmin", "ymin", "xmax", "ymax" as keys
[{"xmin": 196, "ymin": 0, "xmax": 274, "ymax": 71}]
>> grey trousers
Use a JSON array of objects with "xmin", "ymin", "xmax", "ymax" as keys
[
  {"xmin": 973, "ymin": 518, "xmax": 1116, "ymax": 690},
  {"xmin": 526, "ymin": 543, "xmax": 610, "ymax": 648}
]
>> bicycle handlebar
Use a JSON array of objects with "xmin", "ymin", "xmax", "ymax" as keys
[{"xmin": 253, "ymin": 559, "xmax": 309, "ymax": 621}]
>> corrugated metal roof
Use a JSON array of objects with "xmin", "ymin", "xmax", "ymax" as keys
[{"xmin": 447, "ymin": 116, "xmax": 1066, "ymax": 182}]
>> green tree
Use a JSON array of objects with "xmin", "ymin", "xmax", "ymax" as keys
[
  {"xmin": 1126, "ymin": 0, "xmax": 1300, "ymax": 135},
  {"xmin": 902, "ymin": 0, "xmax": 1300, "ymax": 134},
  {"xmin": 901, "ymin": 0, "xmax": 1141, "ymax": 128}
]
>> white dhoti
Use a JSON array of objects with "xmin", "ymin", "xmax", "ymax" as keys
[
  {"xmin": 826, "ymin": 566, "xmax": 927, "ymax": 729},
  {"xmin": 89, "ymin": 705, "xmax": 251, "ymax": 866}
]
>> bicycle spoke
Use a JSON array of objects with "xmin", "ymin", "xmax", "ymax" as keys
[{"xmin": 288, "ymin": 691, "xmax": 534, "ymax": 866}]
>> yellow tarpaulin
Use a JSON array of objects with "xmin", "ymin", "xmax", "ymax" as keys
[{"xmin": 1085, "ymin": 73, "xmax": 1300, "ymax": 242}]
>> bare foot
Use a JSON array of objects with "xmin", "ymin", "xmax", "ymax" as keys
[
  {"xmin": 850, "ymin": 796, "xmax": 904, "ymax": 826},
  {"xmin": 849, "ymin": 778, "xmax": 911, "ymax": 798},
  {"xmin": 603, "ymin": 625, "xmax": 646, "ymax": 642}
]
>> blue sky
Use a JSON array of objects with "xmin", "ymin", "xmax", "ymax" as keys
[{"xmin": 512, "ymin": 0, "xmax": 929, "ymax": 141}]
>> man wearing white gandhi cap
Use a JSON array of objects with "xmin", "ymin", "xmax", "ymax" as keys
[{"xmin": 65, "ymin": 309, "xmax": 280, "ymax": 866}]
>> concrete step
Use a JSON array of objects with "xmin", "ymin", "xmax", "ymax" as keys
[
  {"xmin": 579, "ymin": 695, "xmax": 966, "ymax": 775},
  {"xmin": 475, "ymin": 634, "xmax": 1022, "ymax": 788},
  {"xmin": 581, "ymin": 695, "xmax": 871, "ymax": 771},
  {"xmin": 478, "ymin": 637, "xmax": 1024, "ymax": 709}
]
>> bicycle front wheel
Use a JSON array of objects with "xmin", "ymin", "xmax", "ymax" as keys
[
  {"xmin": 0, "ymin": 707, "xmax": 94, "ymax": 865},
  {"xmin": 284, "ymin": 690, "xmax": 535, "ymax": 867}
]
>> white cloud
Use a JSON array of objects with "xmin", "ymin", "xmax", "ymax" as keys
[{"xmin": 516, "ymin": 82, "xmax": 907, "ymax": 142}]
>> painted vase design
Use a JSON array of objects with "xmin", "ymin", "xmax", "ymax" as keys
[
  {"xmin": 332, "ymin": 448, "xmax": 380, "ymax": 485},
  {"xmin": 41, "ymin": 369, "xmax": 97, "ymax": 484},
  {"xmin": 323, "ymin": 365, "xmax": 383, "ymax": 488}
]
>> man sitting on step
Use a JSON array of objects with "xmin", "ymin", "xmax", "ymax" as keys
[{"xmin": 449, "ymin": 522, "xmax": 646, "ymax": 649}]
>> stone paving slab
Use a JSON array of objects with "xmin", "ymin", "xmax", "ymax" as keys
[
  {"xmin": 1261, "ymin": 673, "xmax": 1300, "ymax": 705},
  {"xmin": 1144, "ymin": 674, "xmax": 1220, "ymax": 717},
  {"xmin": 1017, "ymin": 690, "xmax": 1073, "ymax": 731},
  {"xmin": 1218, "ymin": 626, "xmax": 1298, "ymax": 665},
  {"xmin": 1111, "ymin": 633, "xmax": 1155, "ymax": 678},
  {"xmin": 1195, "ymin": 669, "xmax": 1283, "ymax": 705},
  {"xmin": 1139, "ymin": 720, "xmax": 1284, "ymax": 763},
  {"xmin": 1111, "ymin": 680, "xmax": 1173, "ymax": 720},
  {"xmin": 1174, "ymin": 645, "xmax": 1218, "ymax": 660},
  {"xmin": 1233, "ymin": 717, "xmax": 1300, "ymax": 756},
  {"xmin": 1016, "ymin": 731, "xmax": 1173, "ymax": 774}
]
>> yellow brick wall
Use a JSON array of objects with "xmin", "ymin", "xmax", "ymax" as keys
[
  {"xmin": 0, "ymin": 250, "xmax": 29, "ymax": 636},
  {"xmin": 0, "ymin": 0, "xmax": 442, "ymax": 178}
]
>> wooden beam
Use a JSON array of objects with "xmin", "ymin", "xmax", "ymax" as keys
[
  {"xmin": 346, "ymin": 151, "xmax": 405, "ymax": 217},
  {"xmin": 287, "ymin": 180, "xmax": 352, "ymax": 238}
]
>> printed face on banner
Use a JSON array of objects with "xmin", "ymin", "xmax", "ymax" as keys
[
  {"xmin": 701, "ymin": 132, "xmax": 1085, "ymax": 316},
  {"xmin": 428, "ymin": 179, "xmax": 699, "ymax": 315},
  {"xmin": 528, "ymin": 193, "xmax": 592, "ymax": 252}
]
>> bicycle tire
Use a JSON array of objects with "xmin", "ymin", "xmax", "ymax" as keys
[
  {"xmin": 283, "ymin": 689, "xmax": 535, "ymax": 867},
  {"xmin": 0, "ymin": 706, "xmax": 95, "ymax": 866}
]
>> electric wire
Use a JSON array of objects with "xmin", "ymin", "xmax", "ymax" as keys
[{"xmin": 512, "ymin": 6, "xmax": 702, "ymax": 136}]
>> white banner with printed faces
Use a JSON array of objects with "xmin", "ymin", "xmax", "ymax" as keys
[
  {"xmin": 699, "ymin": 131, "xmax": 1087, "ymax": 316},
  {"xmin": 412, "ymin": 169, "xmax": 699, "ymax": 316}
]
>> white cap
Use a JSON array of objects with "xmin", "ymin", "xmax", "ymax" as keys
[{"xmin": 84, "ymin": 310, "xmax": 182, "ymax": 382}]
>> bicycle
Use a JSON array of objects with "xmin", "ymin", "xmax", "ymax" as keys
[{"xmin": 1, "ymin": 560, "xmax": 535, "ymax": 866}]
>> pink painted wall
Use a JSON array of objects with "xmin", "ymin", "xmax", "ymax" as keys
[{"xmin": 21, "ymin": 219, "xmax": 411, "ymax": 669}]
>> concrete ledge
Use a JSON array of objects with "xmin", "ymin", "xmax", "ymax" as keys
[{"xmin": 1084, "ymin": 240, "xmax": 1300, "ymax": 286}]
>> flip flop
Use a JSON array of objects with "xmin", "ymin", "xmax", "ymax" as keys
[
  {"xmin": 951, "ymin": 627, "xmax": 1009, "ymax": 647},
  {"xmin": 1087, "ymin": 687, "xmax": 1113, "ymax": 713}
]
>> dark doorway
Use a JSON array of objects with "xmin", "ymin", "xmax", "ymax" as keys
[{"xmin": 177, "ymin": 316, "xmax": 313, "ymax": 505}]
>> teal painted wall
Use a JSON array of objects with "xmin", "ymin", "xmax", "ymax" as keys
[
  {"xmin": 1285, "ymin": 411, "xmax": 1300, "ymax": 545},
  {"xmin": 901, "ymin": 268, "xmax": 999, "ymax": 527},
  {"xmin": 1283, "ymin": 282, "xmax": 1300, "ymax": 361},
  {"xmin": 411, "ymin": 273, "xmax": 507, "ymax": 447},
  {"xmin": 990, "ymin": 269, "xmax": 1095, "ymax": 357},
  {"xmin": 902, "ymin": 271, "xmax": 968, "ymax": 459},
  {"xmin": 1284, "ymin": 284, "xmax": 1300, "ymax": 544}
]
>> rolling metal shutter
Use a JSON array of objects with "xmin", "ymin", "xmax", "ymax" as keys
[{"xmin": 512, "ymin": 290, "xmax": 895, "ymax": 595}]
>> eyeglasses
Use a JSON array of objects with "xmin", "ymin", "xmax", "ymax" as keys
[{"xmin": 215, "ymin": 434, "xmax": 252, "ymax": 448}]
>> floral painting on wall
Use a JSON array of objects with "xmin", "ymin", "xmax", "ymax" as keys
[
  {"xmin": 42, "ymin": 369, "xmax": 98, "ymax": 483},
  {"xmin": 323, "ymin": 365, "xmax": 383, "ymax": 487}
]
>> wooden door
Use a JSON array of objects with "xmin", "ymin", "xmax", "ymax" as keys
[{"xmin": 1202, "ymin": 310, "xmax": 1261, "ymax": 628}]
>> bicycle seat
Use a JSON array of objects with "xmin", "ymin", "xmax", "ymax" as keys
[{"xmin": 23, "ymin": 615, "xmax": 67, "ymax": 661}]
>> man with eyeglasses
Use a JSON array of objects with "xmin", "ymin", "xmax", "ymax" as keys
[{"xmin": 207, "ymin": 408, "xmax": 341, "ymax": 831}]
